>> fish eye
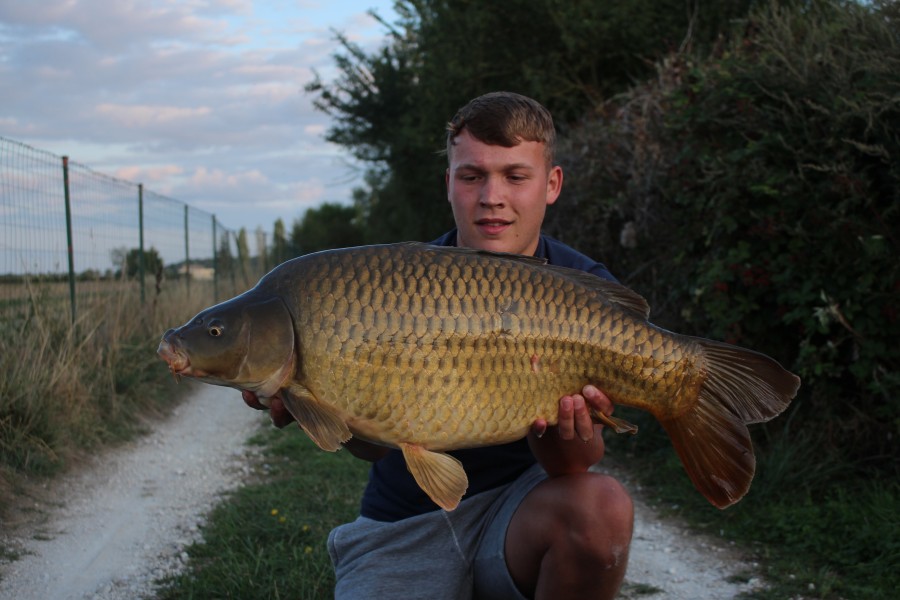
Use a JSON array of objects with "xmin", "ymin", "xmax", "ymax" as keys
[{"xmin": 208, "ymin": 320, "xmax": 224, "ymax": 337}]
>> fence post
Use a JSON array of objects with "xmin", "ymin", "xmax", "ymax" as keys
[
  {"xmin": 138, "ymin": 183, "xmax": 145, "ymax": 304},
  {"xmin": 184, "ymin": 204, "xmax": 190, "ymax": 297},
  {"xmin": 212, "ymin": 215, "xmax": 218, "ymax": 302},
  {"xmin": 62, "ymin": 156, "xmax": 76, "ymax": 324}
]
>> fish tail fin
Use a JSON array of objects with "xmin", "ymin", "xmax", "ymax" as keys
[{"xmin": 660, "ymin": 339, "xmax": 800, "ymax": 509}]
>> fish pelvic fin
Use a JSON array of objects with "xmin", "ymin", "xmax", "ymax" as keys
[
  {"xmin": 399, "ymin": 443, "xmax": 469, "ymax": 511},
  {"xmin": 661, "ymin": 339, "xmax": 800, "ymax": 509},
  {"xmin": 281, "ymin": 384, "xmax": 352, "ymax": 452}
]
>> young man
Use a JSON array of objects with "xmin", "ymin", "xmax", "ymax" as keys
[{"xmin": 246, "ymin": 92, "xmax": 634, "ymax": 599}]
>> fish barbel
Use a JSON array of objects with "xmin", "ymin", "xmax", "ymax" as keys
[{"xmin": 157, "ymin": 242, "xmax": 800, "ymax": 510}]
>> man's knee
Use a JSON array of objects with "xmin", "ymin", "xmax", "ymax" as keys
[{"xmin": 557, "ymin": 474, "xmax": 634, "ymax": 562}]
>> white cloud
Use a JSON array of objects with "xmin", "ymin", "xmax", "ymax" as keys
[
  {"xmin": 0, "ymin": 0, "xmax": 396, "ymax": 234},
  {"xmin": 114, "ymin": 164, "xmax": 184, "ymax": 184},
  {"xmin": 95, "ymin": 104, "xmax": 213, "ymax": 127}
]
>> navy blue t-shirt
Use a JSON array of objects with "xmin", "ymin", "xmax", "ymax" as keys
[{"xmin": 359, "ymin": 230, "xmax": 617, "ymax": 522}]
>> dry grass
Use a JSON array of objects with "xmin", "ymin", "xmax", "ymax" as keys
[{"xmin": 0, "ymin": 274, "xmax": 253, "ymax": 517}]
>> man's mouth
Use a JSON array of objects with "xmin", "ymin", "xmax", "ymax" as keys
[{"xmin": 475, "ymin": 219, "xmax": 511, "ymax": 235}]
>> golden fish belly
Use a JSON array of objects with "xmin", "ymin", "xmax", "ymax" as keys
[{"xmin": 279, "ymin": 244, "xmax": 701, "ymax": 451}]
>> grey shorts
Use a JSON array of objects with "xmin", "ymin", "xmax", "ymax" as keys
[{"xmin": 327, "ymin": 463, "xmax": 547, "ymax": 600}]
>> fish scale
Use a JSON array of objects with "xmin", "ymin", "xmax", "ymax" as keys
[
  {"xmin": 290, "ymin": 245, "xmax": 682, "ymax": 448},
  {"xmin": 158, "ymin": 242, "xmax": 800, "ymax": 511}
]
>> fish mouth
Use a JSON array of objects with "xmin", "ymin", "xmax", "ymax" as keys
[{"xmin": 157, "ymin": 338, "xmax": 191, "ymax": 379}]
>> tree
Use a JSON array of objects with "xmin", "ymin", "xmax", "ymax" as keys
[
  {"xmin": 217, "ymin": 232, "xmax": 234, "ymax": 277},
  {"xmin": 236, "ymin": 227, "xmax": 251, "ymax": 286},
  {"xmin": 118, "ymin": 247, "xmax": 163, "ymax": 280},
  {"xmin": 255, "ymin": 226, "xmax": 268, "ymax": 273},
  {"xmin": 290, "ymin": 202, "xmax": 365, "ymax": 255},
  {"xmin": 110, "ymin": 246, "xmax": 128, "ymax": 273},
  {"xmin": 272, "ymin": 218, "xmax": 289, "ymax": 266},
  {"xmin": 306, "ymin": 0, "xmax": 760, "ymax": 242}
]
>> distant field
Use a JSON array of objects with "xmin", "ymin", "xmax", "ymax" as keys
[{"xmin": 0, "ymin": 277, "xmax": 213, "ymax": 323}]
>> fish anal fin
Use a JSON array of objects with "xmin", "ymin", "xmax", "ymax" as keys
[
  {"xmin": 660, "ymin": 394, "xmax": 755, "ymax": 509},
  {"xmin": 399, "ymin": 443, "xmax": 468, "ymax": 511},
  {"xmin": 281, "ymin": 384, "xmax": 351, "ymax": 452},
  {"xmin": 591, "ymin": 410, "xmax": 639, "ymax": 435}
]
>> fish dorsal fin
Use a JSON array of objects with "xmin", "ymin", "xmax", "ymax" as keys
[
  {"xmin": 410, "ymin": 241, "xmax": 549, "ymax": 267},
  {"xmin": 399, "ymin": 443, "xmax": 468, "ymax": 511},
  {"xmin": 281, "ymin": 383, "xmax": 352, "ymax": 452},
  {"xmin": 552, "ymin": 268, "xmax": 651, "ymax": 319},
  {"xmin": 406, "ymin": 241, "xmax": 650, "ymax": 319}
]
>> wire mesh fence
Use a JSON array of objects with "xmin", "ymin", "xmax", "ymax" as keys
[{"xmin": 0, "ymin": 136, "xmax": 253, "ymax": 323}]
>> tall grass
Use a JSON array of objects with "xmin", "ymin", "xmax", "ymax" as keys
[{"xmin": 0, "ymin": 276, "xmax": 247, "ymax": 516}]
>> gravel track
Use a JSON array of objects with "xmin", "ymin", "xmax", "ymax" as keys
[{"xmin": 0, "ymin": 385, "xmax": 763, "ymax": 599}]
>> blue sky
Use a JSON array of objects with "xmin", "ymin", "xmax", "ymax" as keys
[{"xmin": 0, "ymin": 0, "xmax": 399, "ymax": 234}]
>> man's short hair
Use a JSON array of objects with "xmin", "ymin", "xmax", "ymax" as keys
[{"xmin": 446, "ymin": 92, "xmax": 556, "ymax": 166}]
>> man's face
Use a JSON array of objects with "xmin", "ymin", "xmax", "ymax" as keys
[{"xmin": 446, "ymin": 129, "xmax": 562, "ymax": 256}]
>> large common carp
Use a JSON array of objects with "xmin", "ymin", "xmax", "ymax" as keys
[{"xmin": 158, "ymin": 243, "xmax": 799, "ymax": 511}]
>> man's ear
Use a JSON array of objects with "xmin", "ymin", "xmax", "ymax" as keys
[{"xmin": 546, "ymin": 165, "xmax": 563, "ymax": 205}]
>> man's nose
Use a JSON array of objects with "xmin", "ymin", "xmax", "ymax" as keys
[{"xmin": 479, "ymin": 177, "xmax": 504, "ymax": 206}]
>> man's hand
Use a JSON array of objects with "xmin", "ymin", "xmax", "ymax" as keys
[
  {"xmin": 242, "ymin": 390, "xmax": 296, "ymax": 429},
  {"xmin": 528, "ymin": 385, "xmax": 614, "ymax": 477}
]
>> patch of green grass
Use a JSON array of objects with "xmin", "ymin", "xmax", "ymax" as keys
[
  {"xmin": 156, "ymin": 427, "xmax": 370, "ymax": 599},
  {"xmin": 620, "ymin": 581, "xmax": 665, "ymax": 596}
]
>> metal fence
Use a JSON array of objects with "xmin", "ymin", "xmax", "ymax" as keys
[{"xmin": 0, "ymin": 136, "xmax": 257, "ymax": 322}]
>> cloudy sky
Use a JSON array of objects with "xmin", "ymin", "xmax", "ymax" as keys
[{"xmin": 0, "ymin": 0, "xmax": 398, "ymax": 235}]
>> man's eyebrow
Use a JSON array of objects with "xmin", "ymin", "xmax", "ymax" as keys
[{"xmin": 454, "ymin": 162, "xmax": 535, "ymax": 171}]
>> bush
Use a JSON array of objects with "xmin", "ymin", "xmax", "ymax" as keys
[{"xmin": 547, "ymin": 0, "xmax": 900, "ymax": 469}]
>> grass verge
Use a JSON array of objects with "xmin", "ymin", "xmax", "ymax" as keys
[
  {"xmin": 157, "ymin": 427, "xmax": 370, "ymax": 600},
  {"xmin": 607, "ymin": 408, "xmax": 900, "ymax": 600}
]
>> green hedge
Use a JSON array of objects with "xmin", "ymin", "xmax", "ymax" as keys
[{"xmin": 547, "ymin": 0, "xmax": 899, "ymax": 470}]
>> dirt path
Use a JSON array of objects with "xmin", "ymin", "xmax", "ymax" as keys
[
  {"xmin": 0, "ymin": 384, "xmax": 262, "ymax": 600},
  {"xmin": 0, "ymin": 386, "xmax": 763, "ymax": 599},
  {"xmin": 601, "ymin": 462, "xmax": 764, "ymax": 599}
]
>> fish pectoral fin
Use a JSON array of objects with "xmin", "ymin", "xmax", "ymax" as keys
[
  {"xmin": 281, "ymin": 385, "xmax": 351, "ymax": 452},
  {"xmin": 591, "ymin": 409, "xmax": 639, "ymax": 435},
  {"xmin": 399, "ymin": 443, "xmax": 468, "ymax": 512}
]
